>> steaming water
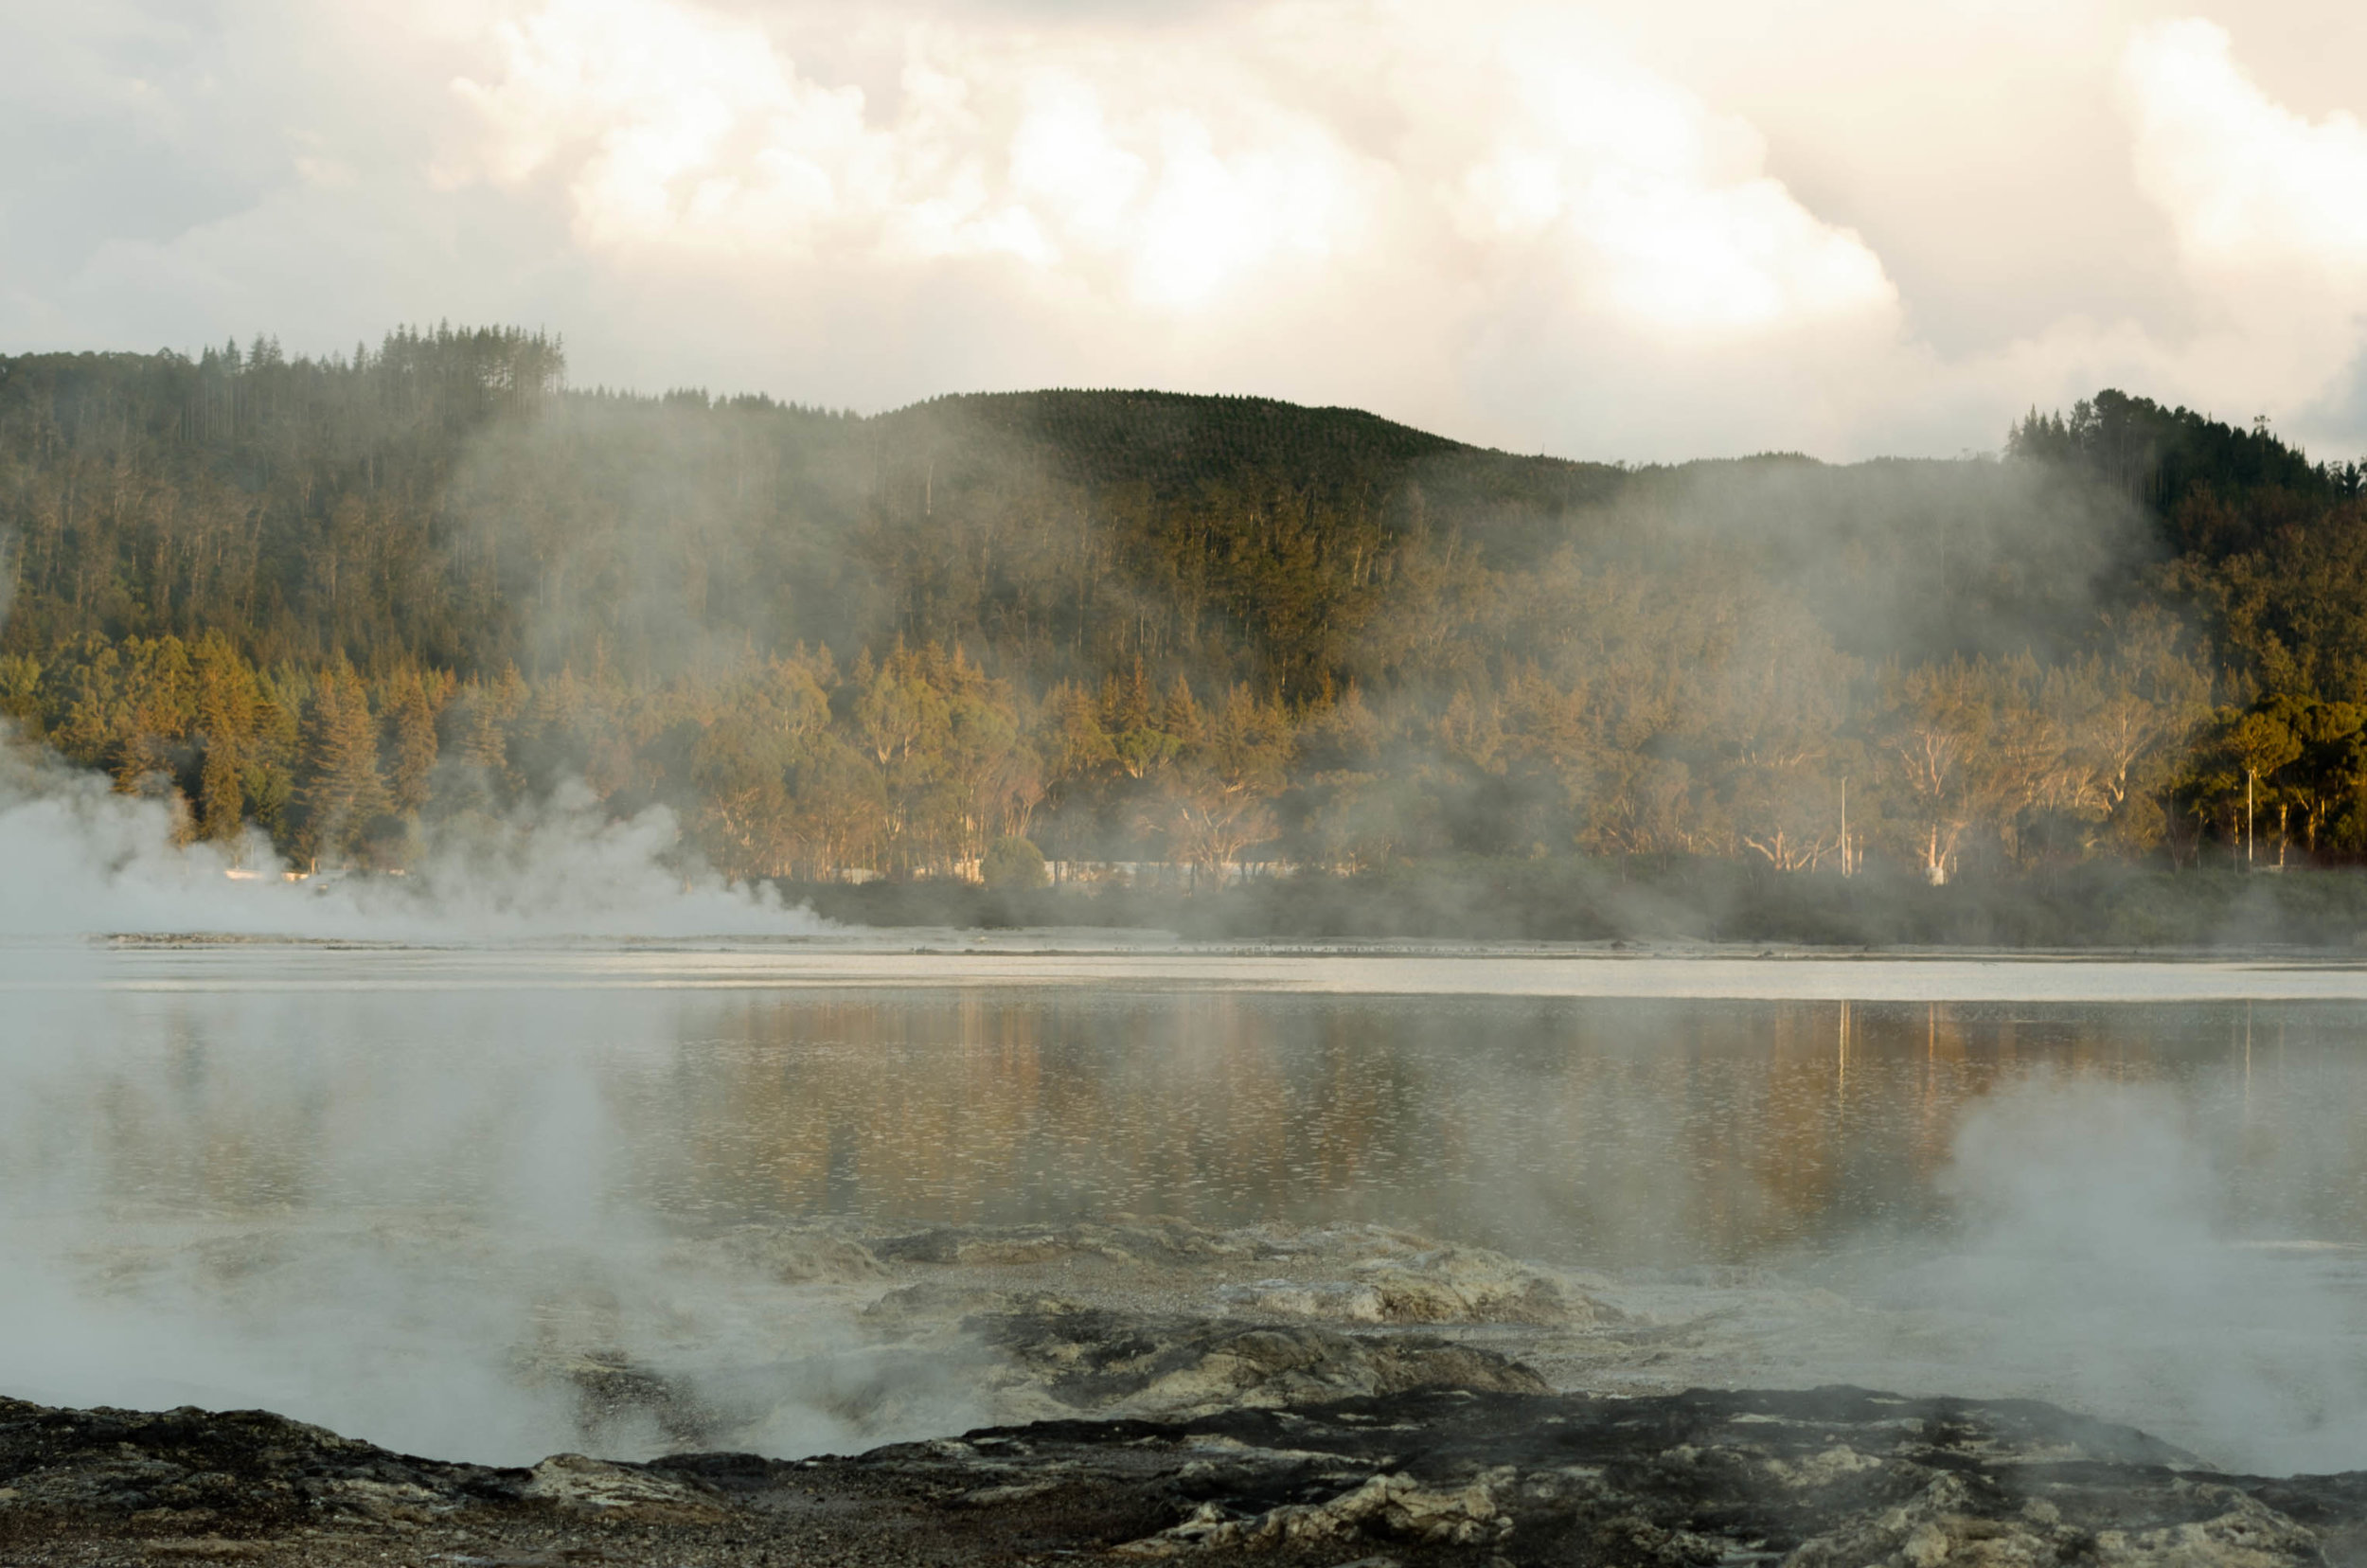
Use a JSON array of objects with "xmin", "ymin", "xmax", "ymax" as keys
[{"xmin": 7, "ymin": 939, "xmax": 2367, "ymax": 1472}]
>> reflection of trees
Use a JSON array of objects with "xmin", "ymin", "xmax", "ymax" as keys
[
  {"xmin": 642, "ymin": 999, "xmax": 1976, "ymax": 1258},
  {"xmin": 660, "ymin": 994, "xmax": 1346, "ymax": 1224},
  {"xmin": 38, "ymin": 990, "xmax": 2360, "ymax": 1273},
  {"xmin": 628, "ymin": 996, "xmax": 2253, "ymax": 1262}
]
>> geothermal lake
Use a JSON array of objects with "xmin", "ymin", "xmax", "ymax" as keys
[{"xmin": 6, "ymin": 939, "xmax": 2367, "ymax": 1471}]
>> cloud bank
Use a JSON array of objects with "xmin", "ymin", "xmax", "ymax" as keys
[{"xmin": 3, "ymin": 0, "xmax": 2364, "ymax": 461}]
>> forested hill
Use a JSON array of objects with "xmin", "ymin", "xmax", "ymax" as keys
[
  {"xmin": 4, "ymin": 326, "xmax": 2367, "ymax": 899},
  {"xmin": 891, "ymin": 387, "xmax": 1481, "ymax": 492},
  {"xmin": 0, "ymin": 336, "xmax": 1626, "ymax": 689}
]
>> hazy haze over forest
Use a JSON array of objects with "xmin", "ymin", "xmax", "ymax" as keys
[{"xmin": 7, "ymin": 0, "xmax": 2367, "ymax": 463}]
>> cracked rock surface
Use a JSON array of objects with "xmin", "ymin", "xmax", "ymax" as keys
[{"xmin": 6, "ymin": 1384, "xmax": 2364, "ymax": 1567}]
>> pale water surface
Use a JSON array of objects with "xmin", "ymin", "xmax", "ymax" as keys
[{"xmin": 5, "ymin": 939, "xmax": 2366, "ymax": 1469}]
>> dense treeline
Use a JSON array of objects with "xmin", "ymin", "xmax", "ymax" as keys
[{"xmin": 4, "ymin": 327, "xmax": 2366, "ymax": 888}]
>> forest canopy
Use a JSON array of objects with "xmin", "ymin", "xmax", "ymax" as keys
[{"xmin": 4, "ymin": 326, "xmax": 2364, "ymax": 895}]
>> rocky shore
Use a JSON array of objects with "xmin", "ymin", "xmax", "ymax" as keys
[
  {"xmin": 7, "ymin": 1382, "xmax": 2363, "ymax": 1566},
  {"xmin": 11, "ymin": 1218, "xmax": 2365, "ymax": 1564}
]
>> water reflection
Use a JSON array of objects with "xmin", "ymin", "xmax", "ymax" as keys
[
  {"xmin": 538, "ymin": 990, "xmax": 2367, "ymax": 1262},
  {"xmin": 9, "ymin": 982, "xmax": 2366, "ymax": 1267}
]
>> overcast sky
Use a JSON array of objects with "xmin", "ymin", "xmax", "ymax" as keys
[{"xmin": 7, "ymin": 0, "xmax": 2366, "ymax": 462}]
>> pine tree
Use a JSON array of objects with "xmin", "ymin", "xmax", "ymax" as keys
[
  {"xmin": 384, "ymin": 669, "xmax": 439, "ymax": 815},
  {"xmin": 1161, "ymin": 674, "xmax": 1205, "ymax": 747},
  {"xmin": 297, "ymin": 667, "xmax": 389, "ymax": 863},
  {"xmin": 191, "ymin": 633, "xmax": 257, "ymax": 843},
  {"xmin": 1103, "ymin": 658, "xmax": 1154, "ymax": 734},
  {"xmin": 199, "ymin": 743, "xmax": 245, "ymax": 845},
  {"xmin": 469, "ymin": 666, "xmax": 526, "ymax": 792}
]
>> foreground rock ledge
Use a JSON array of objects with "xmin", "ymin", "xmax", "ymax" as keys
[{"xmin": 4, "ymin": 1386, "xmax": 2363, "ymax": 1568}]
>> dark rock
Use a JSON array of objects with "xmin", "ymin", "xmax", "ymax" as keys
[{"xmin": 4, "ymin": 1385, "xmax": 2362, "ymax": 1566}]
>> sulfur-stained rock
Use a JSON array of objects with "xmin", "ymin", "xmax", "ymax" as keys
[
  {"xmin": 875, "ymin": 1219, "xmax": 1255, "ymax": 1268},
  {"xmin": 1115, "ymin": 1465, "xmax": 1522, "ymax": 1555},
  {"xmin": 968, "ymin": 1305, "xmax": 1552, "ymax": 1415},
  {"xmin": 693, "ymin": 1222, "xmax": 894, "ymax": 1285},
  {"xmin": 519, "ymin": 1452, "xmax": 730, "ymax": 1522},
  {"xmin": 1219, "ymin": 1244, "xmax": 1602, "ymax": 1327}
]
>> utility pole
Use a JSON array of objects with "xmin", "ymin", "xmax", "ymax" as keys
[
  {"xmin": 2248, "ymin": 771, "xmax": 2255, "ymax": 870},
  {"xmin": 1840, "ymin": 777, "xmax": 1850, "ymax": 877}
]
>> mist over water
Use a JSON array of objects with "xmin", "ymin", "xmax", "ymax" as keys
[
  {"xmin": 1871, "ymin": 1077, "xmax": 2367, "ymax": 1475},
  {"xmin": 5, "ymin": 952, "xmax": 2366, "ymax": 1473},
  {"xmin": 0, "ymin": 971, "xmax": 991, "ymax": 1462}
]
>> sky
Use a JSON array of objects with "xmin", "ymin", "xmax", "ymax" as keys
[{"xmin": 5, "ymin": 0, "xmax": 2366, "ymax": 463}]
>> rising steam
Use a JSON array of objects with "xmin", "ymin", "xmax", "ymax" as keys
[
  {"xmin": 0, "ymin": 721, "xmax": 830, "ymax": 940},
  {"xmin": 1848, "ymin": 1078, "xmax": 2367, "ymax": 1474}
]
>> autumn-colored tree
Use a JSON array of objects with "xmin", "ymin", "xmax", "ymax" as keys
[
  {"xmin": 297, "ymin": 666, "xmax": 390, "ymax": 864},
  {"xmin": 383, "ymin": 669, "xmax": 440, "ymax": 816},
  {"xmin": 190, "ymin": 633, "xmax": 260, "ymax": 843}
]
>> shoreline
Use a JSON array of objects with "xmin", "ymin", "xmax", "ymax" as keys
[
  {"xmin": 36, "ymin": 930, "xmax": 2367, "ymax": 961},
  {"xmin": 13, "ymin": 936, "xmax": 2367, "ymax": 1005},
  {"xmin": 4, "ymin": 1382, "xmax": 2358, "ymax": 1566}
]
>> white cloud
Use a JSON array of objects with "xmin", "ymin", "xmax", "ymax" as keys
[
  {"xmin": 450, "ymin": 0, "xmax": 892, "ymax": 256},
  {"xmin": 2123, "ymin": 18, "xmax": 2367, "ymax": 281},
  {"xmin": 2109, "ymin": 17, "xmax": 2367, "ymax": 454},
  {"xmin": 1007, "ymin": 75, "xmax": 1145, "ymax": 249},
  {"xmin": 1451, "ymin": 29, "xmax": 1892, "ymax": 332},
  {"xmin": 438, "ymin": 0, "xmax": 1892, "ymax": 337}
]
